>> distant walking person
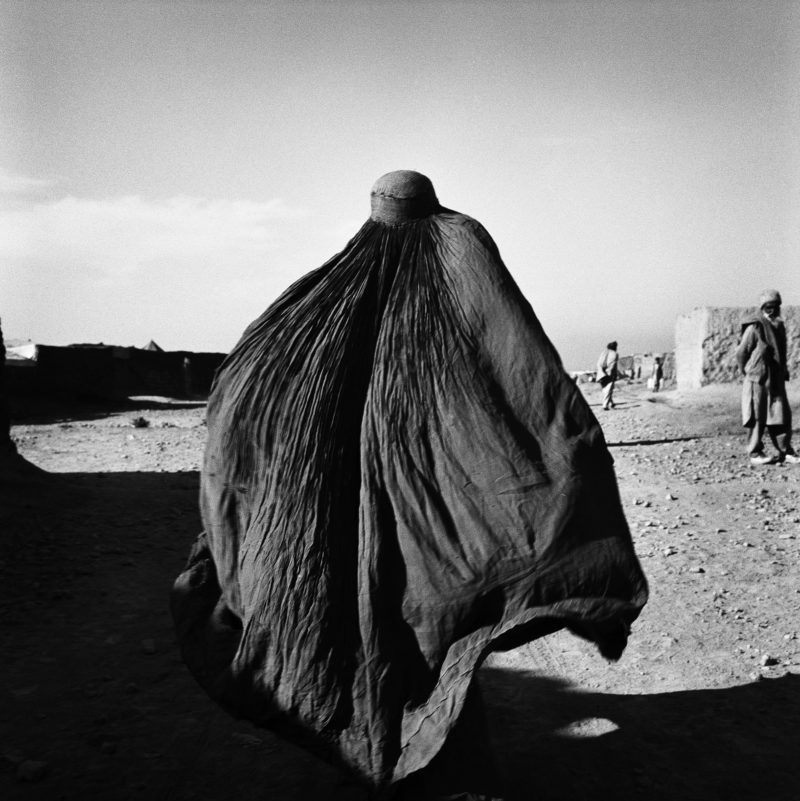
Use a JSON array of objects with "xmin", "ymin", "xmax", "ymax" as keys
[
  {"xmin": 650, "ymin": 356, "xmax": 664, "ymax": 392},
  {"xmin": 597, "ymin": 341, "xmax": 619, "ymax": 410},
  {"xmin": 736, "ymin": 289, "xmax": 799, "ymax": 465}
]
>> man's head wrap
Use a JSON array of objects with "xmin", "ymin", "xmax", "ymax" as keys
[{"xmin": 760, "ymin": 289, "xmax": 782, "ymax": 307}]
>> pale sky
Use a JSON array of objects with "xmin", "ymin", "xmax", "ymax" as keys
[{"xmin": 2, "ymin": 0, "xmax": 799, "ymax": 369}]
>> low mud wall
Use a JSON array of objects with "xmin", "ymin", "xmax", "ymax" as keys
[
  {"xmin": 6, "ymin": 345, "xmax": 226, "ymax": 401},
  {"xmin": 675, "ymin": 306, "xmax": 800, "ymax": 390}
]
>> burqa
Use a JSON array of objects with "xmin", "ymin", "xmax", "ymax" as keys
[{"xmin": 171, "ymin": 171, "xmax": 648, "ymax": 791}]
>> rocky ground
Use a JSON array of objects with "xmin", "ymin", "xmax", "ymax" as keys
[{"xmin": 1, "ymin": 381, "xmax": 799, "ymax": 800}]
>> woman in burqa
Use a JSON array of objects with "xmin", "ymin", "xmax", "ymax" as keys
[{"xmin": 171, "ymin": 171, "xmax": 648, "ymax": 798}]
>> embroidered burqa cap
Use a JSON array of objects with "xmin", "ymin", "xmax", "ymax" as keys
[{"xmin": 171, "ymin": 170, "xmax": 648, "ymax": 790}]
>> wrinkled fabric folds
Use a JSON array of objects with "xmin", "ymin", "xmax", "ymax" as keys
[{"xmin": 171, "ymin": 207, "xmax": 647, "ymax": 790}]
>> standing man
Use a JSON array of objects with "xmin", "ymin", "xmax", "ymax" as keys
[
  {"xmin": 736, "ymin": 289, "xmax": 799, "ymax": 465},
  {"xmin": 597, "ymin": 340, "xmax": 619, "ymax": 410}
]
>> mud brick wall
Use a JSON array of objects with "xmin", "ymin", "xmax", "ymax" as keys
[
  {"xmin": 9, "ymin": 346, "xmax": 226, "ymax": 401},
  {"xmin": 675, "ymin": 306, "xmax": 800, "ymax": 389},
  {"xmin": 36, "ymin": 344, "xmax": 120, "ymax": 399}
]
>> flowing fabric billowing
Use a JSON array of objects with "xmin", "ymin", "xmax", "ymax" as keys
[{"xmin": 171, "ymin": 206, "xmax": 647, "ymax": 790}]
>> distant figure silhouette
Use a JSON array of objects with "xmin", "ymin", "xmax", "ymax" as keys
[
  {"xmin": 596, "ymin": 341, "xmax": 619, "ymax": 410},
  {"xmin": 650, "ymin": 356, "xmax": 664, "ymax": 392}
]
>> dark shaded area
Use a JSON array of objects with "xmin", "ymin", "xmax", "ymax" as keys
[
  {"xmin": 395, "ymin": 668, "xmax": 800, "ymax": 800},
  {"xmin": 0, "ymin": 469, "xmax": 350, "ymax": 801},
  {"xmin": 5, "ymin": 345, "xmax": 225, "ymax": 404},
  {"xmin": 477, "ymin": 668, "xmax": 800, "ymax": 801},
  {"xmin": 7, "ymin": 395, "xmax": 206, "ymax": 426},
  {"xmin": 1, "ymin": 467, "xmax": 796, "ymax": 800}
]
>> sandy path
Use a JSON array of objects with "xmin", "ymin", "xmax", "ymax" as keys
[{"xmin": 2, "ymin": 382, "xmax": 799, "ymax": 799}]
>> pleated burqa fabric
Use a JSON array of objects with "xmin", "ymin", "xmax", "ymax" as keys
[{"xmin": 171, "ymin": 171, "xmax": 648, "ymax": 791}]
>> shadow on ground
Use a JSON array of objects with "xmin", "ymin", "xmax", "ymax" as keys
[
  {"xmin": 9, "ymin": 396, "xmax": 206, "ymax": 425},
  {"xmin": 608, "ymin": 435, "xmax": 710, "ymax": 447},
  {"xmin": 473, "ymin": 669, "xmax": 800, "ymax": 801},
  {"xmin": 1, "ymin": 469, "xmax": 798, "ymax": 800}
]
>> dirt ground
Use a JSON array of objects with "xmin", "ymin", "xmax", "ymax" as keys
[{"xmin": 2, "ymin": 380, "xmax": 799, "ymax": 801}]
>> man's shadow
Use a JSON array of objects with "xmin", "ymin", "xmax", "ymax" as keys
[{"xmin": 401, "ymin": 668, "xmax": 800, "ymax": 801}]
